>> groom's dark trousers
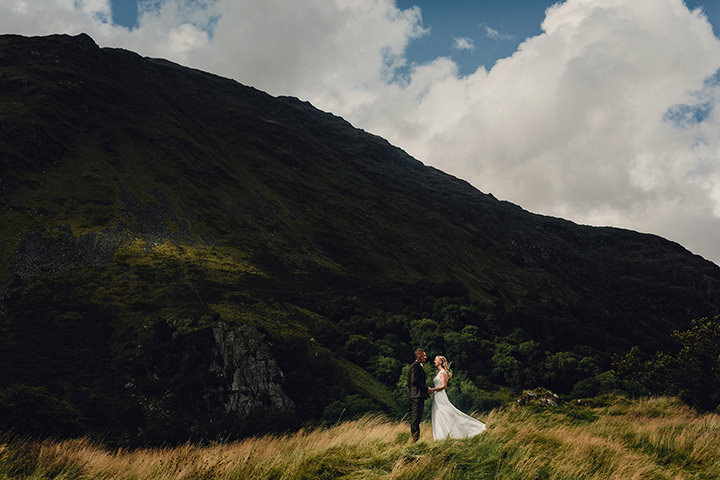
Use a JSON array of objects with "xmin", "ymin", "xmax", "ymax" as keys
[
  {"xmin": 409, "ymin": 397, "xmax": 425, "ymax": 442},
  {"xmin": 407, "ymin": 360, "xmax": 429, "ymax": 442}
]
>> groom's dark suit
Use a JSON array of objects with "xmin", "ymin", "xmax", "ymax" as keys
[{"xmin": 407, "ymin": 360, "xmax": 429, "ymax": 442}]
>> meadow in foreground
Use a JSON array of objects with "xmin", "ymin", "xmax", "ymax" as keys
[{"xmin": 1, "ymin": 396, "xmax": 719, "ymax": 480}]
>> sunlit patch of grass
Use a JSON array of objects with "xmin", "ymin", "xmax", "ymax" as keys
[
  {"xmin": 593, "ymin": 397, "xmax": 720, "ymax": 471},
  {"xmin": 113, "ymin": 238, "xmax": 264, "ymax": 277},
  {"xmin": 178, "ymin": 244, "xmax": 265, "ymax": 277}
]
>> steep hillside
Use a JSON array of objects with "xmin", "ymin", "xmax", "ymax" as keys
[{"xmin": 1, "ymin": 33, "xmax": 720, "ymax": 443}]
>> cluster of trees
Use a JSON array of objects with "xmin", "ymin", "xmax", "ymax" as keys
[
  {"xmin": 613, "ymin": 316, "xmax": 720, "ymax": 412},
  {"xmin": 304, "ymin": 288, "xmax": 720, "ymax": 422},
  {"xmin": 296, "ymin": 290, "xmax": 621, "ymax": 422}
]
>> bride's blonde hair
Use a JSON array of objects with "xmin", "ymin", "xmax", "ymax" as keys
[{"xmin": 437, "ymin": 356, "xmax": 453, "ymax": 378}]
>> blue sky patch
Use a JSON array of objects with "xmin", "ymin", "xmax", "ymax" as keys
[{"xmin": 664, "ymin": 101, "xmax": 714, "ymax": 128}]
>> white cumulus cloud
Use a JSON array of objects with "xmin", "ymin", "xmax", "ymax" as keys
[
  {"xmin": 453, "ymin": 36, "xmax": 474, "ymax": 50},
  {"xmin": 483, "ymin": 25, "xmax": 513, "ymax": 41}
]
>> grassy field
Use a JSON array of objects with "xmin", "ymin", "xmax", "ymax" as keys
[{"xmin": 1, "ymin": 396, "xmax": 719, "ymax": 479}]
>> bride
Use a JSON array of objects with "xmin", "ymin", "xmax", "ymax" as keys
[{"xmin": 429, "ymin": 355, "xmax": 486, "ymax": 440}]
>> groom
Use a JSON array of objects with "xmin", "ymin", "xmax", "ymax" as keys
[{"xmin": 407, "ymin": 348, "xmax": 430, "ymax": 443}]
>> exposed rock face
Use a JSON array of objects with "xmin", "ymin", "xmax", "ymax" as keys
[
  {"xmin": 12, "ymin": 227, "xmax": 127, "ymax": 277},
  {"xmin": 117, "ymin": 318, "xmax": 295, "ymax": 444},
  {"xmin": 209, "ymin": 321, "xmax": 294, "ymax": 415},
  {"xmin": 517, "ymin": 388, "xmax": 562, "ymax": 407}
]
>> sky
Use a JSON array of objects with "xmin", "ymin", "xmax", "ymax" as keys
[{"xmin": 3, "ymin": 0, "xmax": 720, "ymax": 265}]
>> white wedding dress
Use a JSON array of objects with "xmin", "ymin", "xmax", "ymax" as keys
[{"xmin": 431, "ymin": 369, "xmax": 486, "ymax": 440}]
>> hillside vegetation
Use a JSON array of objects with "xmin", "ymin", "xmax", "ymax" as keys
[
  {"xmin": 1, "ymin": 396, "xmax": 719, "ymax": 479},
  {"xmin": 2, "ymin": 33, "xmax": 720, "ymax": 443}
]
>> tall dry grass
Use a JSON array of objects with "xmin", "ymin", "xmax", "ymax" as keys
[{"xmin": 1, "ymin": 396, "xmax": 719, "ymax": 479}]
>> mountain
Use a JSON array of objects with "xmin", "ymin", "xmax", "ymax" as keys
[{"xmin": 1, "ymin": 33, "xmax": 719, "ymax": 444}]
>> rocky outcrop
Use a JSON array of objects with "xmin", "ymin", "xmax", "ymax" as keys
[
  {"xmin": 11, "ymin": 227, "xmax": 128, "ymax": 278},
  {"xmin": 208, "ymin": 321, "xmax": 294, "ymax": 416},
  {"xmin": 119, "ymin": 319, "xmax": 295, "ymax": 443},
  {"xmin": 517, "ymin": 388, "xmax": 561, "ymax": 407}
]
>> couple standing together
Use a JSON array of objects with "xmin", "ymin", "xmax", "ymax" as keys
[{"xmin": 407, "ymin": 348, "xmax": 486, "ymax": 442}]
